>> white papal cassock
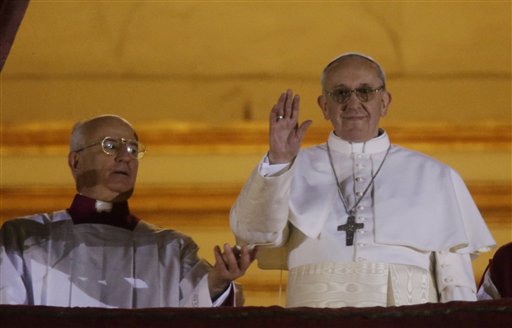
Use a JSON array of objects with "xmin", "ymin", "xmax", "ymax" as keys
[
  {"xmin": 0, "ymin": 196, "xmax": 224, "ymax": 308},
  {"xmin": 230, "ymin": 130, "xmax": 495, "ymax": 308}
]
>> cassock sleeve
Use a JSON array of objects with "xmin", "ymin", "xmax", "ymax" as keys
[
  {"xmin": 435, "ymin": 251, "xmax": 477, "ymax": 302},
  {"xmin": 230, "ymin": 160, "xmax": 293, "ymax": 248}
]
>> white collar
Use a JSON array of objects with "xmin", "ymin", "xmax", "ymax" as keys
[
  {"xmin": 95, "ymin": 200, "xmax": 113, "ymax": 213},
  {"xmin": 327, "ymin": 130, "xmax": 390, "ymax": 154}
]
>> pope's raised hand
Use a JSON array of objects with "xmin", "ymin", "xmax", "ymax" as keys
[{"xmin": 268, "ymin": 89, "xmax": 312, "ymax": 164}]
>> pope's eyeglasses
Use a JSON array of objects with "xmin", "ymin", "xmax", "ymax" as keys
[
  {"xmin": 73, "ymin": 136, "xmax": 146, "ymax": 159},
  {"xmin": 325, "ymin": 86, "xmax": 384, "ymax": 104}
]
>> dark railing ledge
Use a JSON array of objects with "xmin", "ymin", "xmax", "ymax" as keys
[{"xmin": 1, "ymin": 299, "xmax": 511, "ymax": 328}]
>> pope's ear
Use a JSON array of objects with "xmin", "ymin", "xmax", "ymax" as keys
[
  {"xmin": 317, "ymin": 95, "xmax": 329, "ymax": 119},
  {"xmin": 380, "ymin": 91, "xmax": 392, "ymax": 116}
]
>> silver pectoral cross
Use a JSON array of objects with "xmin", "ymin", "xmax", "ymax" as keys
[{"xmin": 337, "ymin": 215, "xmax": 364, "ymax": 246}]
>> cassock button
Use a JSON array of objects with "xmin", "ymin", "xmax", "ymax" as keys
[
  {"xmin": 357, "ymin": 205, "xmax": 365, "ymax": 211},
  {"xmin": 355, "ymin": 177, "xmax": 364, "ymax": 182},
  {"xmin": 444, "ymin": 277, "xmax": 453, "ymax": 283},
  {"xmin": 358, "ymin": 217, "xmax": 366, "ymax": 222},
  {"xmin": 357, "ymin": 242, "xmax": 366, "ymax": 247},
  {"xmin": 356, "ymin": 192, "xmax": 363, "ymax": 197}
]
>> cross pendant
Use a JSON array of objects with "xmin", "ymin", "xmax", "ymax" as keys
[{"xmin": 337, "ymin": 215, "xmax": 364, "ymax": 246}]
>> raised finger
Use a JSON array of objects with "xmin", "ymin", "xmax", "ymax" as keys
[
  {"xmin": 283, "ymin": 89, "xmax": 294, "ymax": 119},
  {"xmin": 290, "ymin": 94, "xmax": 300, "ymax": 121},
  {"xmin": 270, "ymin": 92, "xmax": 287, "ymax": 122},
  {"xmin": 297, "ymin": 120, "xmax": 313, "ymax": 140},
  {"xmin": 223, "ymin": 243, "xmax": 240, "ymax": 272},
  {"xmin": 214, "ymin": 245, "xmax": 229, "ymax": 269},
  {"xmin": 237, "ymin": 245, "xmax": 252, "ymax": 271}
]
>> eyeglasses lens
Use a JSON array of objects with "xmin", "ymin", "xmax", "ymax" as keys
[
  {"xmin": 333, "ymin": 88, "xmax": 376, "ymax": 103},
  {"xmin": 101, "ymin": 138, "xmax": 145, "ymax": 159}
]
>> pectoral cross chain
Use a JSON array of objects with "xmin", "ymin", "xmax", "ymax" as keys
[
  {"xmin": 337, "ymin": 215, "xmax": 364, "ymax": 246},
  {"xmin": 327, "ymin": 143, "xmax": 392, "ymax": 247}
]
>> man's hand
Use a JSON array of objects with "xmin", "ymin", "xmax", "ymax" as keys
[
  {"xmin": 268, "ymin": 89, "xmax": 312, "ymax": 164},
  {"xmin": 208, "ymin": 243, "xmax": 256, "ymax": 299}
]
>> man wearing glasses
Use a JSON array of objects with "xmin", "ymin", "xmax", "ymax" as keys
[
  {"xmin": 0, "ymin": 114, "xmax": 253, "ymax": 307},
  {"xmin": 230, "ymin": 53, "xmax": 495, "ymax": 307}
]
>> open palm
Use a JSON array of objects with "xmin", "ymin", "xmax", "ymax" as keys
[{"xmin": 268, "ymin": 89, "xmax": 312, "ymax": 164}]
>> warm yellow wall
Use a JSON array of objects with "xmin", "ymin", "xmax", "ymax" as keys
[
  {"xmin": 1, "ymin": 1, "xmax": 510, "ymax": 125},
  {"xmin": 0, "ymin": 1, "xmax": 511, "ymax": 306},
  {"xmin": 1, "ymin": 1, "xmax": 510, "ymax": 183}
]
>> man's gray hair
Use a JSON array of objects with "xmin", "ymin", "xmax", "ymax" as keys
[{"xmin": 320, "ymin": 52, "xmax": 387, "ymax": 89}]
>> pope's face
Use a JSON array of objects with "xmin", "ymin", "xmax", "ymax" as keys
[
  {"xmin": 317, "ymin": 56, "xmax": 391, "ymax": 142},
  {"xmin": 69, "ymin": 118, "xmax": 139, "ymax": 202}
]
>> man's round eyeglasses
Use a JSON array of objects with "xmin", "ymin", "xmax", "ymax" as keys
[
  {"xmin": 73, "ymin": 136, "xmax": 146, "ymax": 159},
  {"xmin": 325, "ymin": 86, "xmax": 384, "ymax": 104}
]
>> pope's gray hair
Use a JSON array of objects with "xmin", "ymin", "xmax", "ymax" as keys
[{"xmin": 320, "ymin": 52, "xmax": 387, "ymax": 89}]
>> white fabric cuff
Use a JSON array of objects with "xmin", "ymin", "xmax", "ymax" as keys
[
  {"xmin": 435, "ymin": 251, "xmax": 477, "ymax": 302},
  {"xmin": 212, "ymin": 283, "xmax": 233, "ymax": 306},
  {"xmin": 440, "ymin": 286, "xmax": 477, "ymax": 302},
  {"xmin": 259, "ymin": 154, "xmax": 291, "ymax": 177}
]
